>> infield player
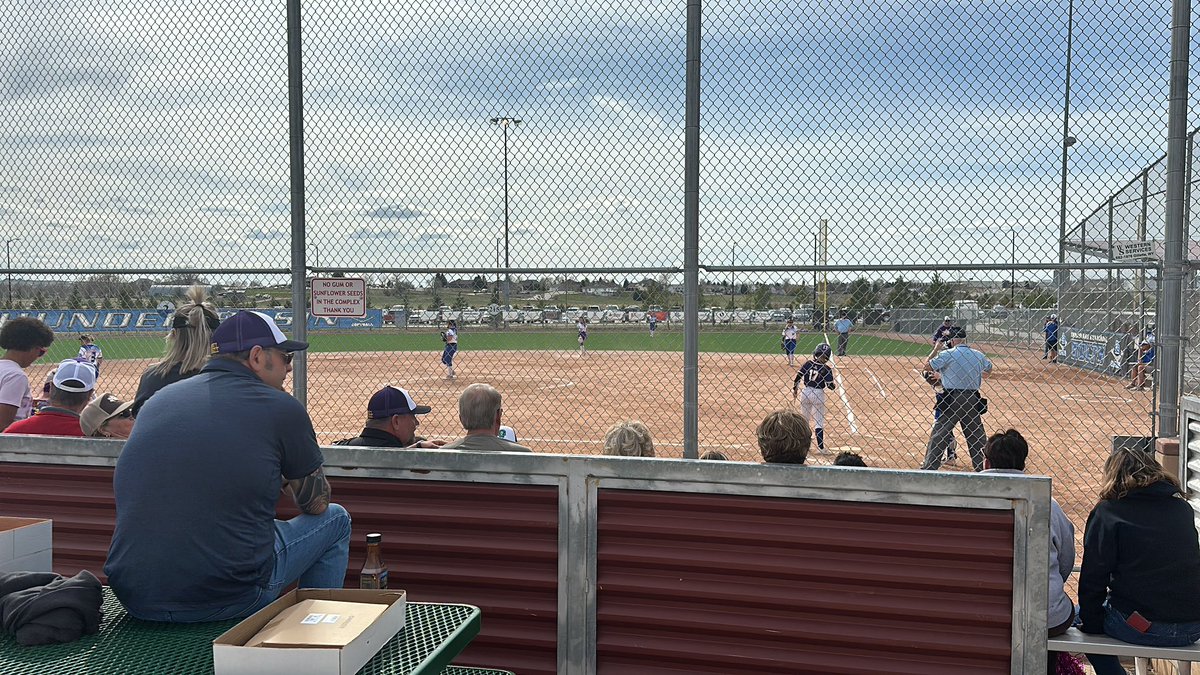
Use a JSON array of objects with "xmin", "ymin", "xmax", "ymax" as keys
[
  {"xmin": 77, "ymin": 334, "xmax": 103, "ymax": 377},
  {"xmin": 781, "ymin": 319, "xmax": 798, "ymax": 366},
  {"xmin": 793, "ymin": 343, "xmax": 835, "ymax": 454},
  {"xmin": 577, "ymin": 316, "xmax": 588, "ymax": 355},
  {"xmin": 440, "ymin": 320, "xmax": 458, "ymax": 380}
]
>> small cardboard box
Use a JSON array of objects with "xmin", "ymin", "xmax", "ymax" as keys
[
  {"xmin": 0, "ymin": 517, "xmax": 52, "ymax": 574},
  {"xmin": 213, "ymin": 589, "xmax": 406, "ymax": 675}
]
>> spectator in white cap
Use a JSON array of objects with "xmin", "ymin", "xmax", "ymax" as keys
[
  {"xmin": 106, "ymin": 310, "xmax": 350, "ymax": 623},
  {"xmin": 81, "ymin": 393, "xmax": 136, "ymax": 439},
  {"xmin": 4, "ymin": 359, "xmax": 95, "ymax": 437},
  {"xmin": 335, "ymin": 386, "xmax": 446, "ymax": 448},
  {"xmin": 442, "ymin": 383, "xmax": 532, "ymax": 452}
]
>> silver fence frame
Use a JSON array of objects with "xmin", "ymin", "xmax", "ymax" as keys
[{"xmin": 0, "ymin": 436, "xmax": 1051, "ymax": 673}]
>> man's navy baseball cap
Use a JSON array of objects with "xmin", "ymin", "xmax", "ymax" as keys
[
  {"xmin": 367, "ymin": 385, "xmax": 431, "ymax": 419},
  {"xmin": 210, "ymin": 310, "xmax": 308, "ymax": 354}
]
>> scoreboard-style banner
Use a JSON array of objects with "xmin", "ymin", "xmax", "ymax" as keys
[
  {"xmin": 0, "ymin": 309, "xmax": 383, "ymax": 332},
  {"xmin": 1060, "ymin": 327, "xmax": 1121, "ymax": 374}
]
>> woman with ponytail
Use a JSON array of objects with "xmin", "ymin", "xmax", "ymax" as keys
[{"xmin": 131, "ymin": 286, "xmax": 220, "ymax": 416}]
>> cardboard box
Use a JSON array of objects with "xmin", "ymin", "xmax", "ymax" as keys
[
  {"xmin": 244, "ymin": 599, "xmax": 389, "ymax": 648},
  {"xmin": 0, "ymin": 517, "xmax": 52, "ymax": 574},
  {"xmin": 213, "ymin": 589, "xmax": 406, "ymax": 675}
]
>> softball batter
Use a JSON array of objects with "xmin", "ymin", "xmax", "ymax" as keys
[
  {"xmin": 793, "ymin": 343, "xmax": 835, "ymax": 454},
  {"xmin": 441, "ymin": 319, "xmax": 458, "ymax": 380}
]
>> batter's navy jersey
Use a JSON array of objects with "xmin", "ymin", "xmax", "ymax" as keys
[
  {"xmin": 794, "ymin": 360, "xmax": 834, "ymax": 390},
  {"xmin": 932, "ymin": 325, "xmax": 954, "ymax": 343}
]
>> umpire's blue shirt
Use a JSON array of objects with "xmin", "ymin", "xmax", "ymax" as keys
[
  {"xmin": 106, "ymin": 358, "xmax": 324, "ymax": 616},
  {"xmin": 930, "ymin": 344, "xmax": 993, "ymax": 390}
]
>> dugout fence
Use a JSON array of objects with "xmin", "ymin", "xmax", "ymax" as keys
[{"xmin": 1, "ymin": 0, "xmax": 1197, "ymax": 552}]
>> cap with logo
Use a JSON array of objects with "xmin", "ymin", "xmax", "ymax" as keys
[
  {"xmin": 81, "ymin": 393, "xmax": 134, "ymax": 436},
  {"xmin": 53, "ymin": 359, "xmax": 97, "ymax": 393},
  {"xmin": 211, "ymin": 310, "xmax": 308, "ymax": 354},
  {"xmin": 498, "ymin": 425, "xmax": 517, "ymax": 443},
  {"xmin": 367, "ymin": 386, "xmax": 431, "ymax": 419}
]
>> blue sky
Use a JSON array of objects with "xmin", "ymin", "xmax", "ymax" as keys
[{"xmin": 0, "ymin": 0, "xmax": 1190, "ymax": 280}]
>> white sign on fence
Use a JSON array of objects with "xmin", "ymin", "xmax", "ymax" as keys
[
  {"xmin": 1115, "ymin": 241, "xmax": 1155, "ymax": 260},
  {"xmin": 310, "ymin": 277, "xmax": 366, "ymax": 318}
]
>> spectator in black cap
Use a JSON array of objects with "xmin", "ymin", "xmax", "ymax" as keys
[
  {"xmin": 335, "ymin": 386, "xmax": 446, "ymax": 448},
  {"xmin": 920, "ymin": 326, "xmax": 992, "ymax": 472},
  {"xmin": 106, "ymin": 310, "xmax": 350, "ymax": 623}
]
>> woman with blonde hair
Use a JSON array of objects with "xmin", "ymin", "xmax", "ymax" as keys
[
  {"xmin": 1079, "ymin": 447, "xmax": 1200, "ymax": 675},
  {"xmin": 131, "ymin": 286, "xmax": 220, "ymax": 416},
  {"xmin": 602, "ymin": 420, "xmax": 654, "ymax": 457}
]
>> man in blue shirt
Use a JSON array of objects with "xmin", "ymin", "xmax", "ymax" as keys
[
  {"xmin": 106, "ymin": 311, "xmax": 351, "ymax": 622},
  {"xmin": 833, "ymin": 312, "xmax": 853, "ymax": 356},
  {"xmin": 920, "ymin": 327, "xmax": 993, "ymax": 472},
  {"xmin": 1043, "ymin": 313, "xmax": 1059, "ymax": 363}
]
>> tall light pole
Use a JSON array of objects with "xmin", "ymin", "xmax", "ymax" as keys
[
  {"xmin": 1010, "ymin": 226, "xmax": 1016, "ymax": 308},
  {"xmin": 1057, "ymin": 0, "xmax": 1076, "ymax": 285},
  {"xmin": 490, "ymin": 117, "xmax": 521, "ymax": 308},
  {"xmin": 5, "ymin": 238, "xmax": 17, "ymax": 309}
]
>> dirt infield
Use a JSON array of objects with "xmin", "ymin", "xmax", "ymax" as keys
[{"xmin": 64, "ymin": 344, "xmax": 1151, "ymax": 542}]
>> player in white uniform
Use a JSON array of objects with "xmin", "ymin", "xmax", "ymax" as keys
[
  {"xmin": 793, "ymin": 343, "xmax": 836, "ymax": 454},
  {"xmin": 781, "ymin": 320, "xmax": 799, "ymax": 366},
  {"xmin": 441, "ymin": 320, "xmax": 458, "ymax": 380},
  {"xmin": 77, "ymin": 334, "xmax": 104, "ymax": 377},
  {"xmin": 577, "ymin": 317, "xmax": 588, "ymax": 355}
]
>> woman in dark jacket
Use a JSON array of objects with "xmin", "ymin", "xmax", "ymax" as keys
[
  {"xmin": 1080, "ymin": 447, "xmax": 1200, "ymax": 675},
  {"xmin": 132, "ymin": 286, "xmax": 220, "ymax": 416}
]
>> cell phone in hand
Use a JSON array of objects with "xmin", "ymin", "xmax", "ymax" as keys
[{"xmin": 1126, "ymin": 611, "xmax": 1151, "ymax": 633}]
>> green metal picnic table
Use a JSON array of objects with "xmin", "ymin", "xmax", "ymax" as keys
[{"xmin": 0, "ymin": 588, "xmax": 492, "ymax": 675}]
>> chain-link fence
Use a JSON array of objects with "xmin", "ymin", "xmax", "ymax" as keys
[{"xmin": 3, "ymin": 0, "xmax": 1197, "ymax": 544}]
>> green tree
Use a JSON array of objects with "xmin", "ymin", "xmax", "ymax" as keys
[
  {"xmin": 68, "ymin": 288, "xmax": 84, "ymax": 309},
  {"xmin": 846, "ymin": 277, "xmax": 876, "ymax": 311},
  {"xmin": 924, "ymin": 273, "xmax": 953, "ymax": 308},
  {"xmin": 453, "ymin": 292, "xmax": 467, "ymax": 310},
  {"xmin": 886, "ymin": 276, "xmax": 915, "ymax": 308},
  {"xmin": 471, "ymin": 275, "xmax": 486, "ymax": 292},
  {"xmin": 428, "ymin": 289, "xmax": 443, "ymax": 310},
  {"xmin": 1022, "ymin": 289, "xmax": 1056, "ymax": 308},
  {"xmin": 751, "ymin": 284, "xmax": 771, "ymax": 310}
]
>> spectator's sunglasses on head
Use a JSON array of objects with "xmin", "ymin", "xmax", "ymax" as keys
[{"xmin": 35, "ymin": 347, "xmax": 48, "ymax": 357}]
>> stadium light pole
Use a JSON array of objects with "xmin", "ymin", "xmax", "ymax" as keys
[
  {"xmin": 1057, "ymin": 0, "xmax": 1076, "ymax": 285},
  {"xmin": 490, "ymin": 117, "xmax": 521, "ymax": 309},
  {"xmin": 5, "ymin": 238, "xmax": 17, "ymax": 309}
]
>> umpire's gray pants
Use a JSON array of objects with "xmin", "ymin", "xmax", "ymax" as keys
[
  {"xmin": 921, "ymin": 389, "xmax": 986, "ymax": 472},
  {"xmin": 837, "ymin": 332, "xmax": 849, "ymax": 356}
]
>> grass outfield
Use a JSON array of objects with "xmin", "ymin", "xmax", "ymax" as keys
[{"xmin": 50, "ymin": 330, "xmax": 929, "ymax": 361}]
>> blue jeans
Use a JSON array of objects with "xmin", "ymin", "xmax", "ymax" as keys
[
  {"xmin": 136, "ymin": 504, "xmax": 352, "ymax": 623},
  {"xmin": 1087, "ymin": 603, "xmax": 1200, "ymax": 675}
]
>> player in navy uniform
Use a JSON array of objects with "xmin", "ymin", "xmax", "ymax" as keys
[
  {"xmin": 1043, "ymin": 314, "xmax": 1059, "ymax": 363},
  {"xmin": 793, "ymin": 343, "xmax": 835, "ymax": 454},
  {"xmin": 648, "ymin": 313, "xmax": 657, "ymax": 337},
  {"xmin": 577, "ymin": 316, "xmax": 588, "ymax": 355},
  {"xmin": 932, "ymin": 317, "xmax": 954, "ymax": 347},
  {"xmin": 781, "ymin": 319, "xmax": 799, "ymax": 366}
]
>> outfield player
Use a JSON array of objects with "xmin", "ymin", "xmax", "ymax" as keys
[
  {"xmin": 1043, "ymin": 314, "xmax": 1059, "ymax": 363},
  {"xmin": 441, "ymin": 320, "xmax": 458, "ymax": 380},
  {"xmin": 793, "ymin": 343, "xmax": 835, "ymax": 454},
  {"xmin": 781, "ymin": 319, "xmax": 798, "ymax": 366},
  {"xmin": 577, "ymin": 316, "xmax": 588, "ymax": 355},
  {"xmin": 648, "ymin": 313, "xmax": 657, "ymax": 337},
  {"xmin": 77, "ymin": 334, "xmax": 103, "ymax": 377}
]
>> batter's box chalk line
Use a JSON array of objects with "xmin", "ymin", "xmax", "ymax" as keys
[{"xmin": 401, "ymin": 374, "xmax": 575, "ymax": 391}]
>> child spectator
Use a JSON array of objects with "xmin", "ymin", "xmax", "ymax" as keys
[
  {"xmin": 833, "ymin": 451, "xmax": 867, "ymax": 467},
  {"xmin": 0, "ymin": 317, "xmax": 55, "ymax": 430},
  {"xmin": 756, "ymin": 410, "xmax": 811, "ymax": 465},
  {"xmin": 602, "ymin": 420, "xmax": 654, "ymax": 457},
  {"xmin": 699, "ymin": 450, "xmax": 728, "ymax": 460}
]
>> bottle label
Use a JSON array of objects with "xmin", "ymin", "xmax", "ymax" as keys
[
  {"xmin": 360, "ymin": 571, "xmax": 388, "ymax": 590},
  {"xmin": 378, "ymin": 570, "xmax": 388, "ymax": 589}
]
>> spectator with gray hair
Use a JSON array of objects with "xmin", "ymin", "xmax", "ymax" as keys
[
  {"xmin": 441, "ymin": 383, "xmax": 532, "ymax": 452},
  {"xmin": 602, "ymin": 420, "xmax": 655, "ymax": 457}
]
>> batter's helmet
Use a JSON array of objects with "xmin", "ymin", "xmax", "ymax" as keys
[{"xmin": 814, "ymin": 343, "xmax": 832, "ymax": 358}]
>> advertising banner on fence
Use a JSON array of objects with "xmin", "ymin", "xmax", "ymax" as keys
[
  {"xmin": 0, "ymin": 309, "xmax": 384, "ymax": 332},
  {"xmin": 1060, "ymin": 327, "xmax": 1118, "ymax": 374}
]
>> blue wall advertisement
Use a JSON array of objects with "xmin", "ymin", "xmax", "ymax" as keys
[
  {"xmin": 1060, "ymin": 327, "xmax": 1119, "ymax": 374},
  {"xmin": 0, "ymin": 309, "xmax": 383, "ymax": 332}
]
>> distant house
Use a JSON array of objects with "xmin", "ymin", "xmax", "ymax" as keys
[
  {"xmin": 553, "ymin": 280, "xmax": 582, "ymax": 293},
  {"xmin": 588, "ymin": 280, "xmax": 620, "ymax": 296}
]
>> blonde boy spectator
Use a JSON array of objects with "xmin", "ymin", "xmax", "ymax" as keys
[
  {"xmin": 602, "ymin": 420, "xmax": 655, "ymax": 457},
  {"xmin": 757, "ymin": 410, "xmax": 811, "ymax": 465}
]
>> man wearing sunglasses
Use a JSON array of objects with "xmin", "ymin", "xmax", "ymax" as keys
[{"xmin": 107, "ymin": 310, "xmax": 351, "ymax": 623}]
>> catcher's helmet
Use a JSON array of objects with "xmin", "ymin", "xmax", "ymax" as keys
[{"xmin": 814, "ymin": 343, "xmax": 832, "ymax": 358}]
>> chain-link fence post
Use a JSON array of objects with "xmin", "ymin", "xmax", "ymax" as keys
[{"xmin": 287, "ymin": 0, "xmax": 308, "ymax": 406}]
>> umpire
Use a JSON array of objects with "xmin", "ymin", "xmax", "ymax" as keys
[{"xmin": 920, "ymin": 326, "xmax": 992, "ymax": 472}]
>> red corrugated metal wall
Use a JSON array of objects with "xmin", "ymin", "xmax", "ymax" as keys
[
  {"xmin": 595, "ymin": 489, "xmax": 1016, "ymax": 675},
  {"xmin": 0, "ymin": 464, "xmax": 559, "ymax": 675}
]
